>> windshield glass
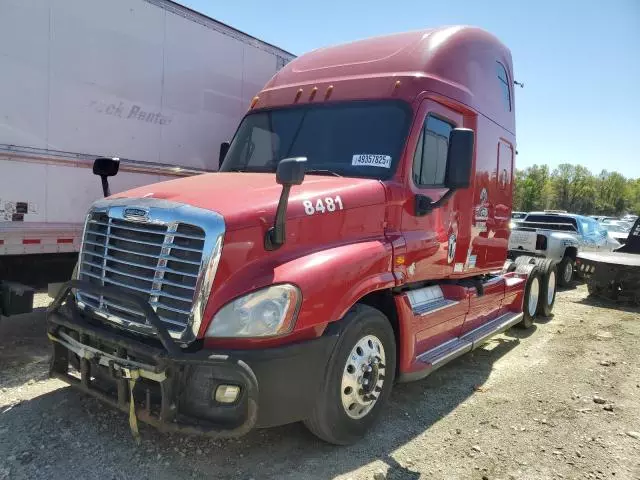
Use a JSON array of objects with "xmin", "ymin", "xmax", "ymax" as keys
[{"xmin": 220, "ymin": 101, "xmax": 411, "ymax": 179}]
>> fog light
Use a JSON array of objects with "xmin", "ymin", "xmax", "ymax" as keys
[{"xmin": 214, "ymin": 385, "xmax": 240, "ymax": 404}]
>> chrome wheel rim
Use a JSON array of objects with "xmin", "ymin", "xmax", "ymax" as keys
[
  {"xmin": 563, "ymin": 262, "xmax": 573, "ymax": 283},
  {"xmin": 547, "ymin": 271, "xmax": 556, "ymax": 305},
  {"xmin": 528, "ymin": 277, "xmax": 540, "ymax": 317},
  {"xmin": 341, "ymin": 334, "xmax": 386, "ymax": 420}
]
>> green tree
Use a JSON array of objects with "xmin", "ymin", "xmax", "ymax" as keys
[
  {"xmin": 513, "ymin": 164, "xmax": 638, "ymax": 215},
  {"xmin": 513, "ymin": 165, "xmax": 552, "ymax": 211}
]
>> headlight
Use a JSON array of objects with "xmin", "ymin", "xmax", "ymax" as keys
[{"xmin": 206, "ymin": 284, "xmax": 301, "ymax": 338}]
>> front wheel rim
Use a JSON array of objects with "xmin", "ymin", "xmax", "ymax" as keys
[
  {"xmin": 563, "ymin": 262, "xmax": 573, "ymax": 282},
  {"xmin": 547, "ymin": 271, "xmax": 556, "ymax": 305},
  {"xmin": 528, "ymin": 277, "xmax": 540, "ymax": 317},
  {"xmin": 341, "ymin": 334, "xmax": 386, "ymax": 420}
]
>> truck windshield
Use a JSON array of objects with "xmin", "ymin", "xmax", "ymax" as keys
[{"xmin": 220, "ymin": 101, "xmax": 411, "ymax": 179}]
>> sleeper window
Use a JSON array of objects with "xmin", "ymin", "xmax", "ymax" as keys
[{"xmin": 497, "ymin": 62, "xmax": 511, "ymax": 112}]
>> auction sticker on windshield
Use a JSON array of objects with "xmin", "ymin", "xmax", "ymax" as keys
[{"xmin": 352, "ymin": 154, "xmax": 392, "ymax": 168}]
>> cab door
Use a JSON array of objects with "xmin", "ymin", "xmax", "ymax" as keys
[{"xmin": 400, "ymin": 99, "xmax": 466, "ymax": 281}]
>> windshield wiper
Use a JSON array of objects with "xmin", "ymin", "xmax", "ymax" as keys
[{"xmin": 305, "ymin": 169, "xmax": 342, "ymax": 177}]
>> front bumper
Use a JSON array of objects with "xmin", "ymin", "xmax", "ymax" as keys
[{"xmin": 47, "ymin": 281, "xmax": 338, "ymax": 437}]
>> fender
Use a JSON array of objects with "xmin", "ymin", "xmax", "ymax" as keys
[
  {"xmin": 200, "ymin": 237, "xmax": 396, "ymax": 347},
  {"xmin": 273, "ymin": 239, "xmax": 396, "ymax": 327}
]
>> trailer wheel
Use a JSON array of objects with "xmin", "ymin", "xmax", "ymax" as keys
[
  {"xmin": 557, "ymin": 256, "xmax": 574, "ymax": 287},
  {"xmin": 515, "ymin": 268, "xmax": 541, "ymax": 329},
  {"xmin": 304, "ymin": 305, "xmax": 396, "ymax": 445},
  {"xmin": 536, "ymin": 259, "xmax": 557, "ymax": 317}
]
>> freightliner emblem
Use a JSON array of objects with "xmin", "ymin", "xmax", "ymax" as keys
[{"xmin": 123, "ymin": 207, "xmax": 149, "ymax": 221}]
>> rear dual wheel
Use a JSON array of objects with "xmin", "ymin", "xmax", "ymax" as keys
[
  {"xmin": 516, "ymin": 268, "xmax": 541, "ymax": 329},
  {"xmin": 515, "ymin": 259, "xmax": 557, "ymax": 328},
  {"xmin": 536, "ymin": 259, "xmax": 557, "ymax": 317}
]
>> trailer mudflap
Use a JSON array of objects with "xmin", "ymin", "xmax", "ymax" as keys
[{"xmin": 47, "ymin": 280, "xmax": 260, "ymax": 438}]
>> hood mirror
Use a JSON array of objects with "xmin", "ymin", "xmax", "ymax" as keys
[
  {"xmin": 265, "ymin": 157, "xmax": 307, "ymax": 250},
  {"xmin": 93, "ymin": 157, "xmax": 120, "ymax": 197}
]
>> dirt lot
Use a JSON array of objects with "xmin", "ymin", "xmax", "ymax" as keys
[{"xmin": 1, "ymin": 285, "xmax": 639, "ymax": 480}]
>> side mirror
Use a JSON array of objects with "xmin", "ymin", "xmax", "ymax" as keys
[
  {"xmin": 219, "ymin": 142, "xmax": 230, "ymax": 169},
  {"xmin": 93, "ymin": 157, "xmax": 120, "ymax": 177},
  {"xmin": 93, "ymin": 157, "xmax": 120, "ymax": 197},
  {"xmin": 265, "ymin": 157, "xmax": 307, "ymax": 250},
  {"xmin": 444, "ymin": 128, "xmax": 474, "ymax": 189},
  {"xmin": 276, "ymin": 157, "xmax": 307, "ymax": 186}
]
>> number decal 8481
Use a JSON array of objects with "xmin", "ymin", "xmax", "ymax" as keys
[{"xmin": 303, "ymin": 196, "xmax": 344, "ymax": 215}]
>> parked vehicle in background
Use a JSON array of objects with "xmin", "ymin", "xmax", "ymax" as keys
[
  {"xmin": 0, "ymin": 0, "xmax": 293, "ymax": 294},
  {"xmin": 596, "ymin": 216, "xmax": 619, "ymax": 224},
  {"xmin": 621, "ymin": 214, "xmax": 638, "ymax": 224},
  {"xmin": 578, "ymin": 217, "xmax": 640, "ymax": 304},
  {"xmin": 512, "ymin": 211, "xmax": 528, "ymax": 220},
  {"xmin": 602, "ymin": 218, "xmax": 633, "ymax": 229},
  {"xmin": 509, "ymin": 212, "xmax": 620, "ymax": 286},
  {"xmin": 603, "ymin": 222, "xmax": 633, "ymax": 245},
  {"xmin": 47, "ymin": 26, "xmax": 558, "ymax": 445}
]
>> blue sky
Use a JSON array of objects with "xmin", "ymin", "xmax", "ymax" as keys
[{"xmin": 180, "ymin": 0, "xmax": 640, "ymax": 178}]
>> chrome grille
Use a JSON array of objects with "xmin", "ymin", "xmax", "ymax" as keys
[{"xmin": 76, "ymin": 202, "xmax": 222, "ymax": 341}]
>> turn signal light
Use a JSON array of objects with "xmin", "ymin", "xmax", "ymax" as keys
[{"xmin": 214, "ymin": 385, "xmax": 240, "ymax": 404}]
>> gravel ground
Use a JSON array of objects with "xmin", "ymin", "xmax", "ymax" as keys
[{"xmin": 1, "ymin": 285, "xmax": 639, "ymax": 480}]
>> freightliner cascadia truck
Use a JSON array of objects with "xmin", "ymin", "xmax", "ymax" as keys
[{"xmin": 47, "ymin": 26, "xmax": 558, "ymax": 445}]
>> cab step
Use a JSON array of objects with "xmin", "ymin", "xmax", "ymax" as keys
[{"xmin": 400, "ymin": 310, "xmax": 523, "ymax": 382}]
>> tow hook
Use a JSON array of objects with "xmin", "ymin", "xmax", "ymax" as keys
[{"xmin": 121, "ymin": 368, "xmax": 142, "ymax": 443}]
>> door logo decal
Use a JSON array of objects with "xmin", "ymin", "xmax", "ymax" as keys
[
  {"xmin": 480, "ymin": 187, "xmax": 488, "ymax": 204},
  {"xmin": 447, "ymin": 234, "xmax": 457, "ymax": 264}
]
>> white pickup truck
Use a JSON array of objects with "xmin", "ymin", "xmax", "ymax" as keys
[{"xmin": 509, "ymin": 212, "xmax": 620, "ymax": 286}]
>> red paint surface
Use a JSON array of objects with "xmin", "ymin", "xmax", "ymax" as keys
[
  {"xmin": 460, "ymin": 278, "xmax": 506, "ymax": 335},
  {"xmin": 112, "ymin": 27, "xmax": 523, "ymax": 359}
]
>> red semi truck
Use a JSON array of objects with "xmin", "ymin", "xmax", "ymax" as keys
[{"xmin": 47, "ymin": 26, "xmax": 557, "ymax": 445}]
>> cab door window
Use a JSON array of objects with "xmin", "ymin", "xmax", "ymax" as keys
[{"xmin": 412, "ymin": 115, "xmax": 454, "ymax": 187}]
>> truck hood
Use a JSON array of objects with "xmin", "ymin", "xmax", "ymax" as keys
[{"xmin": 111, "ymin": 172, "xmax": 386, "ymax": 230}]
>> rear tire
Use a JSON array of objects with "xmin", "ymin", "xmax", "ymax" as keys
[
  {"xmin": 515, "ymin": 269, "xmax": 541, "ymax": 329},
  {"xmin": 557, "ymin": 256, "xmax": 574, "ymax": 287},
  {"xmin": 514, "ymin": 255, "xmax": 536, "ymax": 267},
  {"xmin": 536, "ymin": 259, "xmax": 557, "ymax": 317},
  {"xmin": 304, "ymin": 305, "xmax": 396, "ymax": 445}
]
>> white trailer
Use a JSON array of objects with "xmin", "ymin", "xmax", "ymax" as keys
[{"xmin": 0, "ymin": 0, "xmax": 293, "ymax": 260}]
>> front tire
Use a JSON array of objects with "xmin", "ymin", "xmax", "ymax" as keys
[
  {"xmin": 557, "ymin": 256, "xmax": 574, "ymax": 287},
  {"xmin": 304, "ymin": 305, "xmax": 396, "ymax": 445}
]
